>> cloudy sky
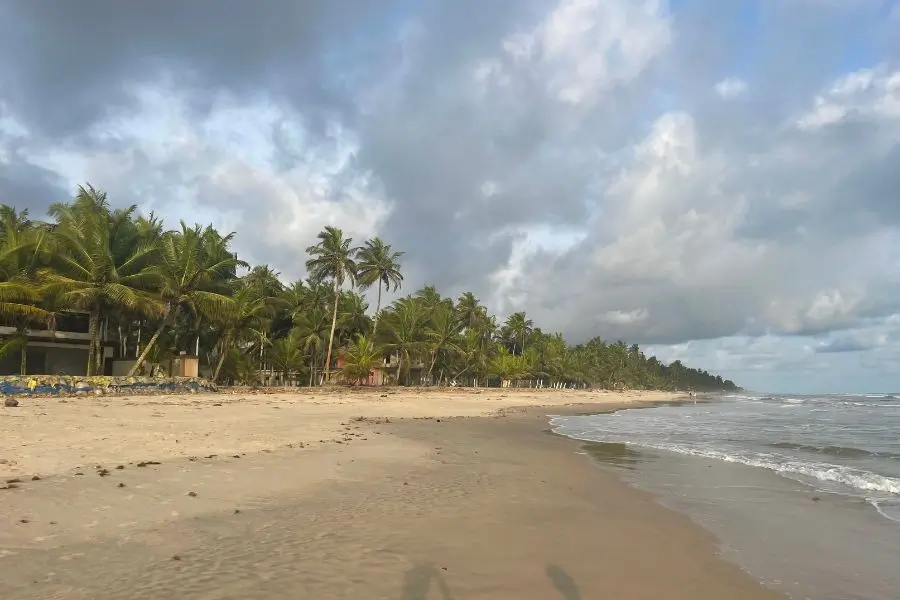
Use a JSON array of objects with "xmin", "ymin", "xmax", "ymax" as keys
[{"xmin": 1, "ymin": 0, "xmax": 899, "ymax": 393}]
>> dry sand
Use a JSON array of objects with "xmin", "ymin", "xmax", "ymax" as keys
[{"xmin": 0, "ymin": 388, "xmax": 784, "ymax": 599}]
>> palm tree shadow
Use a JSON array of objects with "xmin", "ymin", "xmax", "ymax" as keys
[
  {"xmin": 546, "ymin": 564, "xmax": 581, "ymax": 600},
  {"xmin": 401, "ymin": 564, "xmax": 455, "ymax": 600}
]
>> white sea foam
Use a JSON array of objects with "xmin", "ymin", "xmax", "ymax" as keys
[{"xmin": 550, "ymin": 426, "xmax": 900, "ymax": 498}]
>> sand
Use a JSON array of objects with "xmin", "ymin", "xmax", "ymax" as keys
[{"xmin": 0, "ymin": 388, "xmax": 784, "ymax": 599}]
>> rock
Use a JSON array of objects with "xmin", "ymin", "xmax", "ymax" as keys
[
  {"xmin": 4, "ymin": 397, "xmax": 18, "ymax": 407},
  {"xmin": 93, "ymin": 388, "xmax": 105, "ymax": 396},
  {"xmin": 117, "ymin": 482, "xmax": 126, "ymax": 488},
  {"xmin": 31, "ymin": 475, "xmax": 40, "ymax": 481},
  {"xmin": 187, "ymin": 491, "xmax": 197, "ymax": 497},
  {"xmin": 74, "ymin": 381, "xmax": 91, "ymax": 390}
]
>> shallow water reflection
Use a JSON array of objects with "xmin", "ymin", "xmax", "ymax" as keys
[{"xmin": 580, "ymin": 442, "xmax": 645, "ymax": 470}]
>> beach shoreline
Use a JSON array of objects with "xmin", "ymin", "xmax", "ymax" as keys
[{"xmin": 1, "ymin": 389, "xmax": 782, "ymax": 599}]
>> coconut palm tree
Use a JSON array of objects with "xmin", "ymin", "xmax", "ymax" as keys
[
  {"xmin": 379, "ymin": 297, "xmax": 425, "ymax": 385},
  {"xmin": 424, "ymin": 302, "xmax": 461, "ymax": 383},
  {"xmin": 504, "ymin": 311, "xmax": 534, "ymax": 356},
  {"xmin": 212, "ymin": 282, "xmax": 274, "ymax": 382},
  {"xmin": 355, "ymin": 237, "xmax": 403, "ymax": 334},
  {"xmin": 0, "ymin": 206, "xmax": 52, "ymax": 373},
  {"xmin": 41, "ymin": 186, "xmax": 162, "ymax": 375},
  {"xmin": 129, "ymin": 223, "xmax": 243, "ymax": 376},
  {"xmin": 339, "ymin": 333, "xmax": 381, "ymax": 385},
  {"xmin": 292, "ymin": 304, "xmax": 331, "ymax": 386},
  {"xmin": 305, "ymin": 226, "xmax": 356, "ymax": 383}
]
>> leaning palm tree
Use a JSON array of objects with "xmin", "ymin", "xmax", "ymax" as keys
[
  {"xmin": 305, "ymin": 226, "xmax": 356, "ymax": 384},
  {"xmin": 129, "ymin": 222, "xmax": 242, "ymax": 376},
  {"xmin": 41, "ymin": 186, "xmax": 162, "ymax": 375},
  {"xmin": 355, "ymin": 237, "xmax": 403, "ymax": 334}
]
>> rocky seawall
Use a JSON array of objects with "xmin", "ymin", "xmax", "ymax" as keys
[{"xmin": 0, "ymin": 375, "xmax": 216, "ymax": 397}]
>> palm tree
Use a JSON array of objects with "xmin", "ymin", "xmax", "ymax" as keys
[
  {"xmin": 379, "ymin": 297, "xmax": 425, "ymax": 385},
  {"xmin": 212, "ymin": 282, "xmax": 274, "ymax": 382},
  {"xmin": 355, "ymin": 237, "xmax": 404, "ymax": 334},
  {"xmin": 455, "ymin": 291, "xmax": 485, "ymax": 331},
  {"xmin": 337, "ymin": 291, "xmax": 372, "ymax": 342},
  {"xmin": 268, "ymin": 329, "xmax": 305, "ymax": 385},
  {"xmin": 129, "ymin": 223, "xmax": 242, "ymax": 376},
  {"xmin": 504, "ymin": 311, "xmax": 534, "ymax": 355},
  {"xmin": 305, "ymin": 226, "xmax": 356, "ymax": 384},
  {"xmin": 0, "ymin": 206, "xmax": 52, "ymax": 374},
  {"xmin": 424, "ymin": 302, "xmax": 461, "ymax": 383},
  {"xmin": 339, "ymin": 333, "xmax": 381, "ymax": 385},
  {"xmin": 293, "ymin": 304, "xmax": 331, "ymax": 386},
  {"xmin": 41, "ymin": 186, "xmax": 162, "ymax": 375}
]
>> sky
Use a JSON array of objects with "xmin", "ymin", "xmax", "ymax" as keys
[{"xmin": 1, "ymin": 0, "xmax": 899, "ymax": 394}]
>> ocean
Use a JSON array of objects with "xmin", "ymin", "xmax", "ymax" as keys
[{"xmin": 550, "ymin": 393, "xmax": 900, "ymax": 600}]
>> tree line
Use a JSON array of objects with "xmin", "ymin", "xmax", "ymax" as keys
[{"xmin": 0, "ymin": 184, "xmax": 739, "ymax": 391}]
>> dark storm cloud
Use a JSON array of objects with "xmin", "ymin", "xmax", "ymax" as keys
[
  {"xmin": 0, "ymin": 0, "xmax": 397, "ymax": 138},
  {"xmin": 0, "ymin": 151, "xmax": 68, "ymax": 217}
]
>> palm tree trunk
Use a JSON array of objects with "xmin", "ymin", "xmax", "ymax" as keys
[
  {"xmin": 212, "ymin": 329, "xmax": 232, "ymax": 383},
  {"xmin": 372, "ymin": 284, "xmax": 383, "ymax": 335},
  {"xmin": 128, "ymin": 305, "xmax": 172, "ymax": 376},
  {"xmin": 86, "ymin": 306, "xmax": 100, "ymax": 376},
  {"xmin": 19, "ymin": 338, "xmax": 27, "ymax": 375},
  {"xmin": 427, "ymin": 350, "xmax": 439, "ymax": 382},
  {"xmin": 323, "ymin": 278, "xmax": 340, "ymax": 384}
]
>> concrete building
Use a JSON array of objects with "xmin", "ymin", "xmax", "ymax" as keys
[{"xmin": 0, "ymin": 311, "xmax": 114, "ymax": 376}]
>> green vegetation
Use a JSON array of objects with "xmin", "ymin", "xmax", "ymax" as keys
[{"xmin": 0, "ymin": 184, "xmax": 739, "ymax": 391}]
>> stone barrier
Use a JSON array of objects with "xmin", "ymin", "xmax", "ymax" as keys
[{"xmin": 0, "ymin": 375, "xmax": 217, "ymax": 397}]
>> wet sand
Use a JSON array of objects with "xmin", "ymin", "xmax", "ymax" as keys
[{"xmin": 0, "ymin": 390, "xmax": 784, "ymax": 599}]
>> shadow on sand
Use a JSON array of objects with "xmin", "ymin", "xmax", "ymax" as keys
[{"xmin": 401, "ymin": 563, "xmax": 581, "ymax": 599}]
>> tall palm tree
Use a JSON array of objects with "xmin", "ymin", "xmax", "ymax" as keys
[
  {"xmin": 504, "ymin": 311, "xmax": 534, "ymax": 356},
  {"xmin": 305, "ymin": 226, "xmax": 356, "ymax": 384},
  {"xmin": 41, "ymin": 186, "xmax": 162, "ymax": 375},
  {"xmin": 129, "ymin": 223, "xmax": 242, "ymax": 376},
  {"xmin": 355, "ymin": 237, "xmax": 404, "ymax": 335}
]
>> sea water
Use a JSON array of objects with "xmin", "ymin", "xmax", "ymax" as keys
[{"xmin": 550, "ymin": 394, "xmax": 900, "ymax": 600}]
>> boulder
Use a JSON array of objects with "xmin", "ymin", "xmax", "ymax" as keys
[{"xmin": 4, "ymin": 397, "xmax": 19, "ymax": 407}]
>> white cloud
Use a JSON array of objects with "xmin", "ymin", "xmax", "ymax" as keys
[
  {"xmin": 22, "ymin": 84, "xmax": 391, "ymax": 277},
  {"xmin": 714, "ymin": 76, "xmax": 748, "ymax": 99},
  {"xmin": 482, "ymin": 0, "xmax": 672, "ymax": 107},
  {"xmin": 796, "ymin": 65, "xmax": 900, "ymax": 130}
]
